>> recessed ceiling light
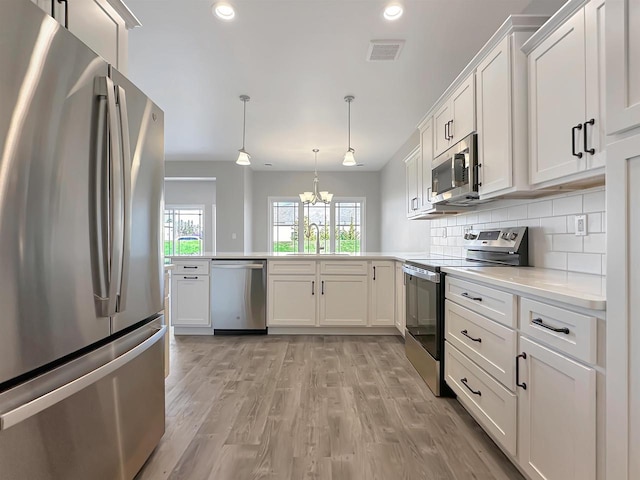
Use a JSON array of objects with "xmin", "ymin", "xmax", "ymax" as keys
[
  {"xmin": 213, "ymin": 2, "xmax": 235, "ymax": 20},
  {"xmin": 383, "ymin": 3, "xmax": 403, "ymax": 21}
]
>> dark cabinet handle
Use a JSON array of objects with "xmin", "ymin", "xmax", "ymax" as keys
[
  {"xmin": 183, "ymin": 276, "xmax": 198, "ymax": 280},
  {"xmin": 461, "ymin": 329, "xmax": 482, "ymax": 343},
  {"xmin": 448, "ymin": 120, "xmax": 454, "ymax": 140},
  {"xmin": 516, "ymin": 353, "xmax": 527, "ymax": 390},
  {"xmin": 461, "ymin": 378, "xmax": 481, "ymax": 396},
  {"xmin": 444, "ymin": 121, "xmax": 449, "ymax": 141},
  {"xmin": 321, "ymin": 280, "xmax": 324, "ymax": 295},
  {"xmin": 373, "ymin": 266, "xmax": 376, "ymax": 281},
  {"xmin": 312, "ymin": 281, "xmax": 315, "ymax": 295},
  {"xmin": 572, "ymin": 123, "xmax": 583, "ymax": 158},
  {"xmin": 183, "ymin": 266, "xmax": 198, "ymax": 269},
  {"xmin": 461, "ymin": 292, "xmax": 482, "ymax": 302},
  {"xmin": 583, "ymin": 118, "xmax": 595, "ymax": 155},
  {"xmin": 57, "ymin": 0, "xmax": 68, "ymax": 28},
  {"xmin": 532, "ymin": 317, "xmax": 570, "ymax": 335}
]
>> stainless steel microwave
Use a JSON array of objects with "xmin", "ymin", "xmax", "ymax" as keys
[{"xmin": 431, "ymin": 134, "xmax": 480, "ymax": 205}]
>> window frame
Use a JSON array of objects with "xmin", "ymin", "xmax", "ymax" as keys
[
  {"xmin": 267, "ymin": 197, "xmax": 366, "ymax": 253},
  {"xmin": 164, "ymin": 204, "xmax": 206, "ymax": 256}
]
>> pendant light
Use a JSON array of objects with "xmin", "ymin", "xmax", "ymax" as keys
[
  {"xmin": 343, "ymin": 95, "xmax": 356, "ymax": 166},
  {"xmin": 299, "ymin": 149, "xmax": 333, "ymax": 205},
  {"xmin": 236, "ymin": 95, "xmax": 251, "ymax": 166}
]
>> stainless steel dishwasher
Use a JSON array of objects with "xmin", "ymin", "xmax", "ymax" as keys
[{"xmin": 210, "ymin": 260, "xmax": 267, "ymax": 334}]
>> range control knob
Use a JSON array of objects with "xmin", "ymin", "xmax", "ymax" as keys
[
  {"xmin": 509, "ymin": 232, "xmax": 518, "ymax": 241},
  {"xmin": 464, "ymin": 233, "xmax": 477, "ymax": 240},
  {"xmin": 501, "ymin": 232, "xmax": 509, "ymax": 240}
]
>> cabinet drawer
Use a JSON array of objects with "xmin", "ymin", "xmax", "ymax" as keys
[
  {"xmin": 445, "ymin": 300, "xmax": 516, "ymax": 389},
  {"xmin": 268, "ymin": 260, "xmax": 316, "ymax": 275},
  {"xmin": 445, "ymin": 277, "xmax": 516, "ymax": 327},
  {"xmin": 320, "ymin": 261, "xmax": 368, "ymax": 275},
  {"xmin": 174, "ymin": 260, "xmax": 210, "ymax": 275},
  {"xmin": 445, "ymin": 342, "xmax": 517, "ymax": 456},
  {"xmin": 520, "ymin": 297, "xmax": 597, "ymax": 363}
]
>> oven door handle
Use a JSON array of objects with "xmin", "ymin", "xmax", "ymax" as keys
[{"xmin": 402, "ymin": 266, "xmax": 440, "ymax": 283}]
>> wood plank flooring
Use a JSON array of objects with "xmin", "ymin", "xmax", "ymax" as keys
[{"xmin": 136, "ymin": 334, "xmax": 523, "ymax": 480}]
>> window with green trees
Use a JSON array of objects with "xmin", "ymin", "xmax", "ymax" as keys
[
  {"xmin": 269, "ymin": 198, "xmax": 364, "ymax": 254},
  {"xmin": 164, "ymin": 207, "xmax": 204, "ymax": 256}
]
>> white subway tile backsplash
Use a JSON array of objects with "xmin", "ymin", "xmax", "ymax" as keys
[
  {"xmin": 568, "ymin": 253, "xmax": 602, "ymax": 275},
  {"xmin": 583, "ymin": 190, "xmax": 606, "ymax": 213},
  {"xmin": 528, "ymin": 200, "xmax": 553, "ymax": 218},
  {"xmin": 553, "ymin": 195, "xmax": 583, "ymax": 216},
  {"xmin": 428, "ymin": 187, "xmax": 606, "ymax": 275},
  {"xmin": 602, "ymin": 254, "xmax": 607, "ymax": 276},
  {"xmin": 508, "ymin": 205, "xmax": 529, "ymax": 221},
  {"xmin": 491, "ymin": 208, "xmax": 509, "ymax": 222},
  {"xmin": 583, "ymin": 233, "xmax": 606, "ymax": 254},
  {"xmin": 553, "ymin": 234, "xmax": 583, "ymax": 252},
  {"xmin": 540, "ymin": 216, "xmax": 567, "ymax": 234}
]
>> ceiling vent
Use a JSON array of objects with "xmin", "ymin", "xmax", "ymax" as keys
[{"xmin": 367, "ymin": 40, "xmax": 405, "ymax": 62}]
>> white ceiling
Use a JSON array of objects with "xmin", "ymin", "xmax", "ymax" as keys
[{"xmin": 126, "ymin": 0, "xmax": 564, "ymax": 171}]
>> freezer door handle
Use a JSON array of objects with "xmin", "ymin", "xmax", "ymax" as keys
[
  {"xmin": 115, "ymin": 85, "xmax": 132, "ymax": 313},
  {"xmin": 0, "ymin": 326, "xmax": 166, "ymax": 431}
]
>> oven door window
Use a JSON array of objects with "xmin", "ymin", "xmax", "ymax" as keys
[{"xmin": 405, "ymin": 274, "xmax": 439, "ymax": 359}]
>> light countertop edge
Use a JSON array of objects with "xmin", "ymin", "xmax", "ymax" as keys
[
  {"xmin": 441, "ymin": 266, "xmax": 606, "ymax": 311},
  {"xmin": 167, "ymin": 252, "xmax": 420, "ymax": 262}
]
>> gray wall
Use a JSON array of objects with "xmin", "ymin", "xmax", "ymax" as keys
[
  {"xmin": 379, "ymin": 130, "xmax": 431, "ymax": 253},
  {"xmin": 164, "ymin": 180, "xmax": 216, "ymax": 252},
  {"xmin": 251, "ymin": 171, "xmax": 382, "ymax": 252},
  {"xmin": 165, "ymin": 161, "xmax": 249, "ymax": 252}
]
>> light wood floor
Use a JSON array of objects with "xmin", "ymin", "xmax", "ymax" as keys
[{"xmin": 136, "ymin": 334, "xmax": 523, "ymax": 480}]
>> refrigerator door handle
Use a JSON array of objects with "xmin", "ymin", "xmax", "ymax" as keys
[
  {"xmin": 0, "ymin": 326, "xmax": 166, "ymax": 431},
  {"xmin": 115, "ymin": 85, "xmax": 132, "ymax": 313}
]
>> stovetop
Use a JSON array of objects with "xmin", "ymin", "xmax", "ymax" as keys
[{"xmin": 405, "ymin": 255, "xmax": 513, "ymax": 272}]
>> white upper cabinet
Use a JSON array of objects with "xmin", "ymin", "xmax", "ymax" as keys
[
  {"xmin": 419, "ymin": 117, "xmax": 434, "ymax": 210},
  {"xmin": 606, "ymin": 0, "xmax": 640, "ymax": 134},
  {"xmin": 30, "ymin": 0, "xmax": 140, "ymax": 73},
  {"xmin": 433, "ymin": 74, "xmax": 476, "ymax": 158},
  {"xmin": 525, "ymin": 0, "xmax": 606, "ymax": 187},
  {"xmin": 404, "ymin": 148, "xmax": 421, "ymax": 217}
]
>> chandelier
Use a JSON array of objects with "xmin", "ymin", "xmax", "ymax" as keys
[{"xmin": 299, "ymin": 149, "xmax": 333, "ymax": 204}]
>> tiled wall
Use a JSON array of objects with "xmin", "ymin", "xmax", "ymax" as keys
[{"xmin": 429, "ymin": 186, "xmax": 606, "ymax": 275}]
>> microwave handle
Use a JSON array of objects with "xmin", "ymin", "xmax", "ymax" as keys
[{"xmin": 474, "ymin": 162, "xmax": 482, "ymax": 190}]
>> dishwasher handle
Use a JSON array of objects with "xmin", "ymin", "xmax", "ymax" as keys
[{"xmin": 211, "ymin": 264, "xmax": 264, "ymax": 270}]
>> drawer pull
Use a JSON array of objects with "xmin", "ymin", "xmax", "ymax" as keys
[
  {"xmin": 532, "ymin": 318, "xmax": 570, "ymax": 335},
  {"xmin": 461, "ymin": 292, "xmax": 483, "ymax": 302},
  {"xmin": 312, "ymin": 281, "xmax": 315, "ymax": 296},
  {"xmin": 183, "ymin": 276, "xmax": 198, "ymax": 280},
  {"xmin": 461, "ymin": 329, "xmax": 482, "ymax": 343},
  {"xmin": 461, "ymin": 378, "xmax": 481, "ymax": 396},
  {"xmin": 516, "ymin": 353, "xmax": 527, "ymax": 390},
  {"xmin": 183, "ymin": 266, "xmax": 199, "ymax": 269}
]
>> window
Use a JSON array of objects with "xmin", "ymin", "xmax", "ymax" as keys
[
  {"xmin": 164, "ymin": 206, "xmax": 205, "ymax": 256},
  {"xmin": 268, "ymin": 198, "xmax": 365, "ymax": 254}
]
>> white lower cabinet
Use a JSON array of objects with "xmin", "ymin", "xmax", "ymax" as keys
[
  {"xmin": 268, "ymin": 275, "xmax": 316, "ymax": 326},
  {"xmin": 319, "ymin": 275, "xmax": 368, "ymax": 326},
  {"xmin": 395, "ymin": 262, "xmax": 406, "ymax": 336},
  {"xmin": 171, "ymin": 274, "xmax": 210, "ymax": 327},
  {"xmin": 517, "ymin": 335, "xmax": 596, "ymax": 480},
  {"xmin": 445, "ymin": 342, "xmax": 517, "ymax": 456},
  {"xmin": 370, "ymin": 261, "xmax": 395, "ymax": 326}
]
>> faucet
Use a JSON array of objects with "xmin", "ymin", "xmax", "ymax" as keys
[{"xmin": 308, "ymin": 223, "xmax": 324, "ymax": 253}]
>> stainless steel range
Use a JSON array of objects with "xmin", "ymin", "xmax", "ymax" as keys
[{"xmin": 403, "ymin": 227, "xmax": 528, "ymax": 396}]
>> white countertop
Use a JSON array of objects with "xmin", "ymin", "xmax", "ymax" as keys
[
  {"xmin": 442, "ymin": 266, "xmax": 606, "ymax": 311},
  {"xmin": 168, "ymin": 252, "xmax": 422, "ymax": 261}
]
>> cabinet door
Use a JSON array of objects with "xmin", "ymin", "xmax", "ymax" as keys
[
  {"xmin": 518, "ymin": 336, "xmax": 596, "ymax": 480},
  {"xmin": 584, "ymin": 0, "xmax": 606, "ymax": 171},
  {"xmin": 606, "ymin": 133, "xmax": 640, "ymax": 480},
  {"xmin": 405, "ymin": 152, "xmax": 420, "ymax": 217},
  {"xmin": 268, "ymin": 275, "xmax": 316, "ymax": 326},
  {"xmin": 370, "ymin": 262, "xmax": 395, "ymax": 326},
  {"xmin": 395, "ymin": 263, "xmax": 406, "ymax": 335},
  {"xmin": 419, "ymin": 118, "xmax": 434, "ymax": 210},
  {"xmin": 320, "ymin": 276, "xmax": 368, "ymax": 326},
  {"xmin": 450, "ymin": 73, "xmax": 476, "ymax": 144},
  {"xmin": 606, "ymin": 0, "xmax": 640, "ymax": 134},
  {"xmin": 477, "ymin": 36, "xmax": 512, "ymax": 196},
  {"xmin": 434, "ymin": 102, "xmax": 452, "ymax": 157},
  {"xmin": 172, "ymin": 275, "xmax": 210, "ymax": 326},
  {"xmin": 529, "ymin": 9, "xmax": 586, "ymax": 184}
]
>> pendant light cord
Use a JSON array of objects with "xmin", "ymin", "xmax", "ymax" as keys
[
  {"xmin": 348, "ymin": 99, "xmax": 351, "ymax": 150},
  {"xmin": 242, "ymin": 99, "xmax": 247, "ymax": 150}
]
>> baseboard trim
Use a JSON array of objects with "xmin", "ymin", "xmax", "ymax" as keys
[{"xmin": 268, "ymin": 326, "xmax": 401, "ymax": 336}]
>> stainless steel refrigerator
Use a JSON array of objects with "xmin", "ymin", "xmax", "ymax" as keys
[{"xmin": 0, "ymin": 1, "xmax": 166, "ymax": 478}]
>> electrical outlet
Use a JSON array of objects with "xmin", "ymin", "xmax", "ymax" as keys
[{"xmin": 575, "ymin": 215, "xmax": 587, "ymax": 236}]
